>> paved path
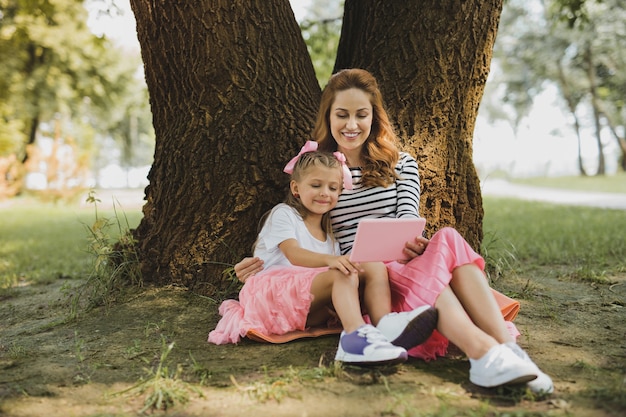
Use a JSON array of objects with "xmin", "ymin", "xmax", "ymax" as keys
[{"xmin": 481, "ymin": 178, "xmax": 626, "ymax": 210}]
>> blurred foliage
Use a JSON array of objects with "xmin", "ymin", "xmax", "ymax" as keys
[
  {"xmin": 298, "ymin": 0, "xmax": 344, "ymax": 87},
  {"xmin": 0, "ymin": 0, "xmax": 154, "ymax": 194},
  {"xmin": 484, "ymin": 0, "xmax": 625, "ymax": 174}
]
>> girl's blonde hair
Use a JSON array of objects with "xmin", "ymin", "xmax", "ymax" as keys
[
  {"xmin": 313, "ymin": 68, "xmax": 400, "ymax": 188},
  {"xmin": 253, "ymin": 151, "xmax": 343, "ymax": 252}
]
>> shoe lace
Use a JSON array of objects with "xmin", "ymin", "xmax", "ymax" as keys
[
  {"xmin": 357, "ymin": 326, "xmax": 390, "ymax": 345},
  {"xmin": 507, "ymin": 343, "xmax": 531, "ymax": 362}
]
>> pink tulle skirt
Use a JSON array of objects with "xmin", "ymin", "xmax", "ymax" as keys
[
  {"xmin": 208, "ymin": 265, "xmax": 328, "ymax": 344},
  {"xmin": 386, "ymin": 227, "xmax": 520, "ymax": 361}
]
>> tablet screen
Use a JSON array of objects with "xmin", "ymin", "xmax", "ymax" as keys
[{"xmin": 349, "ymin": 218, "xmax": 426, "ymax": 263}]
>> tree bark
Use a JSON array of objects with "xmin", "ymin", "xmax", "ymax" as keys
[
  {"xmin": 129, "ymin": 0, "xmax": 320, "ymax": 293},
  {"xmin": 335, "ymin": 0, "xmax": 503, "ymax": 249}
]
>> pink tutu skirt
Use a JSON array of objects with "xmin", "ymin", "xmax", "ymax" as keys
[
  {"xmin": 386, "ymin": 227, "xmax": 520, "ymax": 361},
  {"xmin": 208, "ymin": 265, "xmax": 328, "ymax": 344}
]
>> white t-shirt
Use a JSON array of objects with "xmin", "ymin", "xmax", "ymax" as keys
[{"xmin": 254, "ymin": 203, "xmax": 340, "ymax": 270}]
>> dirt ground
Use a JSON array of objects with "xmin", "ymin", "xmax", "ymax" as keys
[{"xmin": 0, "ymin": 266, "xmax": 625, "ymax": 417}]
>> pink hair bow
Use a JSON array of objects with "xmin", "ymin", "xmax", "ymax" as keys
[
  {"xmin": 283, "ymin": 141, "xmax": 318, "ymax": 174},
  {"xmin": 283, "ymin": 140, "xmax": 353, "ymax": 190},
  {"xmin": 333, "ymin": 151, "xmax": 353, "ymax": 190}
]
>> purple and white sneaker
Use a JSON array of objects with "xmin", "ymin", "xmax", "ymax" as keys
[
  {"xmin": 334, "ymin": 324, "xmax": 408, "ymax": 365},
  {"xmin": 377, "ymin": 306, "xmax": 438, "ymax": 350}
]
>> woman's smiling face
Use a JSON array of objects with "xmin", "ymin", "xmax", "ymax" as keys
[{"xmin": 329, "ymin": 88, "xmax": 373, "ymax": 156}]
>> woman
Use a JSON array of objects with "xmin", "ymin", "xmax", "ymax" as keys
[{"xmin": 235, "ymin": 69, "xmax": 553, "ymax": 394}]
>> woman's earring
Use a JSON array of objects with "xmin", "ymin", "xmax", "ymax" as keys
[{"xmin": 294, "ymin": 193, "xmax": 299, "ymax": 198}]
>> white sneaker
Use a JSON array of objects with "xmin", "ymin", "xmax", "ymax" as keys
[
  {"xmin": 376, "ymin": 306, "xmax": 438, "ymax": 350},
  {"xmin": 469, "ymin": 344, "xmax": 538, "ymax": 388},
  {"xmin": 335, "ymin": 324, "xmax": 408, "ymax": 365},
  {"xmin": 506, "ymin": 342, "xmax": 554, "ymax": 395}
]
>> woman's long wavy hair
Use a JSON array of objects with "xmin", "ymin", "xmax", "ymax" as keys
[
  {"xmin": 313, "ymin": 68, "xmax": 400, "ymax": 188},
  {"xmin": 253, "ymin": 151, "xmax": 342, "ymax": 252}
]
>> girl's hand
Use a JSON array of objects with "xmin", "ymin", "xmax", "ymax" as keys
[
  {"xmin": 234, "ymin": 257, "xmax": 264, "ymax": 283},
  {"xmin": 328, "ymin": 255, "xmax": 360, "ymax": 275},
  {"xmin": 399, "ymin": 236, "xmax": 429, "ymax": 263}
]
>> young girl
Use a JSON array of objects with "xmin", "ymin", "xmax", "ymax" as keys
[{"xmin": 209, "ymin": 143, "xmax": 438, "ymax": 365}]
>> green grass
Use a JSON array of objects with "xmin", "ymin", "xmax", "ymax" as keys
[
  {"xmin": 486, "ymin": 173, "xmax": 625, "ymax": 282},
  {"xmin": 482, "ymin": 198, "xmax": 626, "ymax": 277},
  {"xmin": 0, "ymin": 197, "xmax": 143, "ymax": 290},
  {"xmin": 511, "ymin": 171, "xmax": 626, "ymax": 194}
]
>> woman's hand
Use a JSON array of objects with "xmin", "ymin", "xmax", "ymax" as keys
[
  {"xmin": 234, "ymin": 257, "xmax": 264, "ymax": 283},
  {"xmin": 399, "ymin": 235, "xmax": 429, "ymax": 263}
]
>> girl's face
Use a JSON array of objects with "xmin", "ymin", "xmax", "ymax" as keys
[
  {"xmin": 329, "ymin": 88, "xmax": 373, "ymax": 155},
  {"xmin": 291, "ymin": 164, "xmax": 343, "ymax": 216}
]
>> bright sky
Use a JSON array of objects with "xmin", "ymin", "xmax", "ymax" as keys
[{"xmin": 86, "ymin": 0, "xmax": 137, "ymax": 50}]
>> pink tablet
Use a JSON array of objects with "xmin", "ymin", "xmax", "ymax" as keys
[{"xmin": 349, "ymin": 218, "xmax": 426, "ymax": 263}]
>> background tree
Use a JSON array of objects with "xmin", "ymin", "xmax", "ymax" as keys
[
  {"xmin": 0, "ymin": 0, "xmax": 151, "ymax": 192},
  {"xmin": 582, "ymin": 0, "xmax": 626, "ymax": 171},
  {"xmin": 88, "ymin": 65, "xmax": 155, "ymax": 187},
  {"xmin": 487, "ymin": 0, "xmax": 626, "ymax": 175},
  {"xmin": 130, "ymin": 0, "xmax": 502, "ymax": 293}
]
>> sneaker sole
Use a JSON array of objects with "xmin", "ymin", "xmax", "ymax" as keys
[
  {"xmin": 335, "ymin": 351, "xmax": 408, "ymax": 366},
  {"xmin": 471, "ymin": 372, "xmax": 537, "ymax": 388},
  {"xmin": 390, "ymin": 307, "xmax": 438, "ymax": 350}
]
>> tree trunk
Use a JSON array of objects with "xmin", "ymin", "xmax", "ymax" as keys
[
  {"xmin": 557, "ymin": 61, "xmax": 588, "ymax": 176},
  {"xmin": 129, "ymin": 0, "xmax": 320, "ymax": 294},
  {"xmin": 21, "ymin": 115, "xmax": 39, "ymax": 164},
  {"xmin": 603, "ymin": 115, "xmax": 626, "ymax": 172},
  {"xmin": 584, "ymin": 44, "xmax": 606, "ymax": 175},
  {"xmin": 334, "ymin": 0, "xmax": 502, "ymax": 249}
]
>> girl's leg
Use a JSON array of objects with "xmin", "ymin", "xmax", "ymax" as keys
[
  {"xmin": 359, "ymin": 262, "xmax": 392, "ymax": 325},
  {"xmin": 361, "ymin": 262, "xmax": 438, "ymax": 350},
  {"xmin": 309, "ymin": 269, "xmax": 408, "ymax": 365},
  {"xmin": 308, "ymin": 265, "xmax": 434, "ymax": 341},
  {"xmin": 308, "ymin": 269, "xmax": 365, "ymax": 333},
  {"xmin": 449, "ymin": 264, "xmax": 514, "ymax": 344}
]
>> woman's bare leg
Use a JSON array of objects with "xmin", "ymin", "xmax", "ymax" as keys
[
  {"xmin": 435, "ymin": 286, "xmax": 498, "ymax": 359},
  {"xmin": 449, "ymin": 264, "xmax": 514, "ymax": 344}
]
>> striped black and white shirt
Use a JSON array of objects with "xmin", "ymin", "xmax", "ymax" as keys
[{"xmin": 330, "ymin": 152, "xmax": 421, "ymax": 255}]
